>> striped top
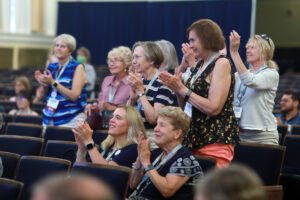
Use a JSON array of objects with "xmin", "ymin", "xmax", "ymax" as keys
[
  {"xmin": 140, "ymin": 78, "xmax": 176, "ymax": 129},
  {"xmin": 43, "ymin": 59, "xmax": 87, "ymax": 126}
]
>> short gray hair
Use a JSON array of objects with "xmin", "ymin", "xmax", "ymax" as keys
[
  {"xmin": 155, "ymin": 40, "xmax": 179, "ymax": 71},
  {"xmin": 53, "ymin": 34, "xmax": 76, "ymax": 52}
]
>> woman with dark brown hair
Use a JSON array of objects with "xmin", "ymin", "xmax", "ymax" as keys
[{"xmin": 159, "ymin": 19, "xmax": 239, "ymax": 168}]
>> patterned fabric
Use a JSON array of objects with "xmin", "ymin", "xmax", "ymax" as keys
[
  {"xmin": 43, "ymin": 59, "xmax": 87, "ymax": 125},
  {"xmin": 140, "ymin": 78, "xmax": 176, "ymax": 129},
  {"xmin": 135, "ymin": 147, "xmax": 203, "ymax": 200},
  {"xmin": 183, "ymin": 55, "xmax": 239, "ymax": 149}
]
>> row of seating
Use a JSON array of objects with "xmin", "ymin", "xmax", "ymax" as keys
[
  {"xmin": 0, "ymin": 155, "xmax": 131, "ymax": 200},
  {"xmin": 2, "ymin": 122, "xmax": 108, "ymax": 142}
]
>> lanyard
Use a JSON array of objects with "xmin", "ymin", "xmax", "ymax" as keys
[
  {"xmin": 54, "ymin": 58, "xmax": 70, "ymax": 81},
  {"xmin": 137, "ymin": 70, "xmax": 160, "ymax": 112},
  {"xmin": 108, "ymin": 81, "xmax": 122, "ymax": 103},
  {"xmin": 136, "ymin": 144, "xmax": 182, "ymax": 192},
  {"xmin": 101, "ymin": 147, "xmax": 119, "ymax": 162},
  {"xmin": 189, "ymin": 52, "xmax": 218, "ymax": 88},
  {"xmin": 236, "ymin": 65, "xmax": 268, "ymax": 106}
]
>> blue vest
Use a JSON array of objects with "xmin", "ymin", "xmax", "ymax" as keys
[{"xmin": 43, "ymin": 59, "xmax": 87, "ymax": 125}]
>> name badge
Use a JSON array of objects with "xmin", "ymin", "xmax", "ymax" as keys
[
  {"xmin": 45, "ymin": 97, "xmax": 60, "ymax": 116},
  {"xmin": 233, "ymin": 106, "xmax": 242, "ymax": 119},
  {"xmin": 184, "ymin": 102, "xmax": 192, "ymax": 118}
]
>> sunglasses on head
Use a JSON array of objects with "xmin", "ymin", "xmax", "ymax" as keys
[{"xmin": 259, "ymin": 34, "xmax": 271, "ymax": 46}]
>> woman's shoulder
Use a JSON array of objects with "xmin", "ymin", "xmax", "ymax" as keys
[{"xmin": 8, "ymin": 109, "xmax": 17, "ymax": 115}]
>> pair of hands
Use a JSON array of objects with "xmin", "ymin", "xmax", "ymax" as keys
[
  {"xmin": 85, "ymin": 101, "xmax": 112, "ymax": 116},
  {"xmin": 72, "ymin": 121, "xmax": 94, "ymax": 150},
  {"xmin": 127, "ymin": 72, "xmax": 145, "ymax": 102},
  {"xmin": 35, "ymin": 70, "xmax": 55, "ymax": 87}
]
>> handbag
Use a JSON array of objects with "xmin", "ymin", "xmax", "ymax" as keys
[{"xmin": 85, "ymin": 109, "xmax": 102, "ymax": 130}]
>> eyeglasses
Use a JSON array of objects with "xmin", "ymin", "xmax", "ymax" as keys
[
  {"xmin": 17, "ymin": 97, "xmax": 26, "ymax": 101},
  {"xmin": 107, "ymin": 58, "xmax": 123, "ymax": 64},
  {"xmin": 260, "ymin": 34, "xmax": 271, "ymax": 46}
]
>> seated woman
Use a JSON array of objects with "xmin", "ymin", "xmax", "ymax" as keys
[
  {"xmin": 129, "ymin": 106, "xmax": 203, "ymax": 200},
  {"xmin": 85, "ymin": 46, "xmax": 132, "ymax": 129},
  {"xmin": 73, "ymin": 105, "xmax": 146, "ymax": 168},
  {"xmin": 9, "ymin": 76, "xmax": 31, "ymax": 102},
  {"xmin": 9, "ymin": 90, "xmax": 39, "ymax": 116}
]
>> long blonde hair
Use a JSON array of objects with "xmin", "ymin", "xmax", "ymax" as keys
[
  {"xmin": 101, "ymin": 105, "xmax": 146, "ymax": 150},
  {"xmin": 246, "ymin": 35, "xmax": 278, "ymax": 70}
]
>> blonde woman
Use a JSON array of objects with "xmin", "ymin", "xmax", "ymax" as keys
[
  {"xmin": 230, "ymin": 31, "xmax": 279, "ymax": 144},
  {"xmin": 74, "ymin": 105, "xmax": 146, "ymax": 168},
  {"xmin": 35, "ymin": 33, "xmax": 86, "ymax": 128}
]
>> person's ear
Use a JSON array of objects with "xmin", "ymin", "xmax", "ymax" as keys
[{"xmin": 174, "ymin": 129, "xmax": 183, "ymax": 140}]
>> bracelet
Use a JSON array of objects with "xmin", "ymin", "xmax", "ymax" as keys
[
  {"xmin": 132, "ymin": 162, "xmax": 142, "ymax": 171},
  {"xmin": 184, "ymin": 89, "xmax": 192, "ymax": 102},
  {"xmin": 76, "ymin": 150, "xmax": 87, "ymax": 159}
]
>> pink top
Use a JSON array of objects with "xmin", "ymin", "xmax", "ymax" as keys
[{"xmin": 98, "ymin": 75, "xmax": 131, "ymax": 105}]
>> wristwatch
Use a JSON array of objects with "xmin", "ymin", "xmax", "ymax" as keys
[
  {"xmin": 86, "ymin": 142, "xmax": 96, "ymax": 151},
  {"xmin": 144, "ymin": 164, "xmax": 154, "ymax": 173},
  {"xmin": 137, "ymin": 92, "xmax": 145, "ymax": 98},
  {"xmin": 52, "ymin": 81, "xmax": 58, "ymax": 88}
]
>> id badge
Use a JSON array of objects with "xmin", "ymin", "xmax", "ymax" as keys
[
  {"xmin": 45, "ymin": 97, "xmax": 59, "ymax": 116},
  {"xmin": 184, "ymin": 102, "xmax": 192, "ymax": 118},
  {"xmin": 233, "ymin": 106, "xmax": 242, "ymax": 119}
]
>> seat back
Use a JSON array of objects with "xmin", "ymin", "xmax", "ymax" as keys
[
  {"xmin": 232, "ymin": 142, "xmax": 286, "ymax": 185},
  {"xmin": 0, "ymin": 151, "xmax": 20, "ymax": 179},
  {"xmin": 195, "ymin": 155, "xmax": 217, "ymax": 173},
  {"xmin": 263, "ymin": 185, "xmax": 283, "ymax": 200},
  {"xmin": 43, "ymin": 140, "xmax": 78, "ymax": 163},
  {"xmin": 0, "ymin": 101, "xmax": 17, "ymax": 113},
  {"xmin": 282, "ymin": 135, "xmax": 300, "ymax": 175},
  {"xmin": 44, "ymin": 126, "xmax": 75, "ymax": 143},
  {"xmin": 15, "ymin": 156, "xmax": 71, "ymax": 200},
  {"xmin": 291, "ymin": 124, "xmax": 300, "ymax": 135},
  {"xmin": 0, "ymin": 177, "xmax": 23, "ymax": 200},
  {"xmin": 0, "ymin": 135, "xmax": 44, "ymax": 156},
  {"xmin": 92, "ymin": 130, "xmax": 108, "ymax": 145},
  {"xmin": 5, "ymin": 122, "xmax": 43, "ymax": 137},
  {"xmin": 72, "ymin": 162, "xmax": 131, "ymax": 200},
  {"xmin": 13, "ymin": 115, "xmax": 43, "ymax": 125},
  {"xmin": 0, "ymin": 113, "xmax": 13, "ymax": 134}
]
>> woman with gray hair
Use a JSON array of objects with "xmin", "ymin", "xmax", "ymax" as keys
[
  {"xmin": 35, "ymin": 33, "xmax": 87, "ymax": 128},
  {"xmin": 127, "ymin": 41, "xmax": 176, "ymax": 149},
  {"xmin": 85, "ymin": 46, "xmax": 132, "ymax": 129},
  {"xmin": 155, "ymin": 40, "xmax": 179, "ymax": 73},
  {"xmin": 129, "ymin": 106, "xmax": 202, "ymax": 199}
]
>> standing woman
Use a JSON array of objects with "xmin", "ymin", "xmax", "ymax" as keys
[
  {"xmin": 35, "ymin": 34, "xmax": 86, "ymax": 128},
  {"xmin": 159, "ymin": 19, "xmax": 239, "ymax": 168},
  {"xmin": 127, "ymin": 41, "xmax": 176, "ymax": 149},
  {"xmin": 229, "ymin": 31, "xmax": 279, "ymax": 144}
]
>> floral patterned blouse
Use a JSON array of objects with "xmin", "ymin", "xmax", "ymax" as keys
[{"xmin": 183, "ymin": 55, "xmax": 239, "ymax": 149}]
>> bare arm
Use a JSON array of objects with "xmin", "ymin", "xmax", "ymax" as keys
[
  {"xmin": 52, "ymin": 64, "xmax": 86, "ymax": 101},
  {"xmin": 73, "ymin": 121, "xmax": 118, "ymax": 166},
  {"xmin": 229, "ymin": 30, "xmax": 248, "ymax": 75},
  {"xmin": 186, "ymin": 58, "xmax": 232, "ymax": 116}
]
